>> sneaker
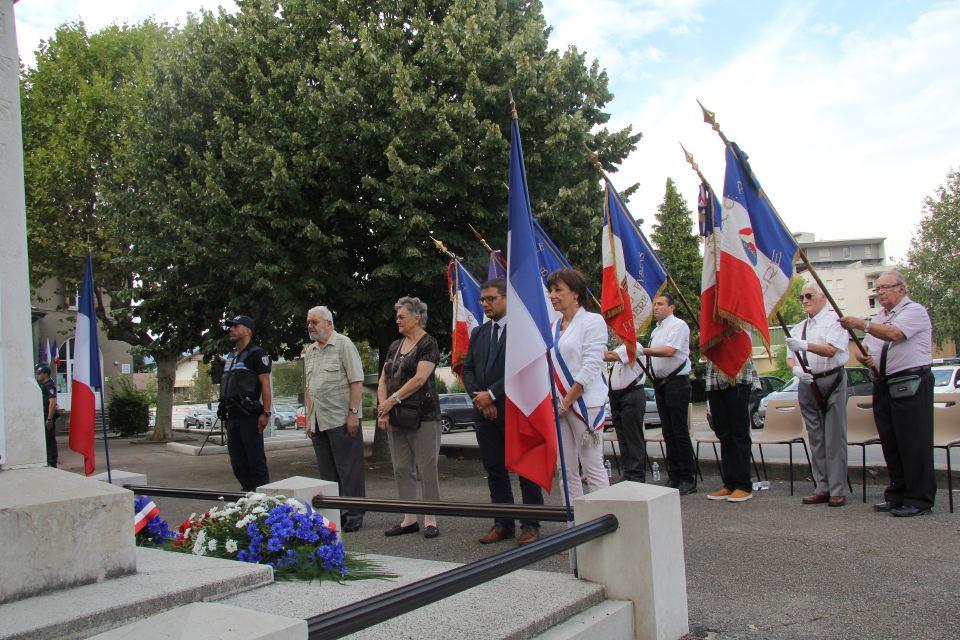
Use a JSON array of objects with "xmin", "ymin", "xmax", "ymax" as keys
[
  {"xmin": 707, "ymin": 488, "xmax": 733, "ymax": 501},
  {"xmin": 727, "ymin": 489, "xmax": 753, "ymax": 503}
]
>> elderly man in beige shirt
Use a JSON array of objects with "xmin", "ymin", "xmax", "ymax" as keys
[{"xmin": 304, "ymin": 305, "xmax": 366, "ymax": 531}]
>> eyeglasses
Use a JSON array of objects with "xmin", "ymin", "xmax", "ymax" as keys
[
  {"xmin": 798, "ymin": 293, "xmax": 816, "ymax": 301},
  {"xmin": 873, "ymin": 284, "xmax": 902, "ymax": 293},
  {"xmin": 479, "ymin": 295, "xmax": 503, "ymax": 304}
]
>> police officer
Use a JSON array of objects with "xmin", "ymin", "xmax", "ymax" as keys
[
  {"xmin": 219, "ymin": 315, "xmax": 273, "ymax": 491},
  {"xmin": 35, "ymin": 363, "xmax": 59, "ymax": 467}
]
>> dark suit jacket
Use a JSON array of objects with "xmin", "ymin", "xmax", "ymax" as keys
[{"xmin": 461, "ymin": 321, "xmax": 506, "ymax": 413}]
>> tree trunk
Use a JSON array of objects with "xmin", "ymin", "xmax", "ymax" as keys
[
  {"xmin": 150, "ymin": 354, "xmax": 177, "ymax": 442},
  {"xmin": 369, "ymin": 339, "xmax": 392, "ymax": 463}
]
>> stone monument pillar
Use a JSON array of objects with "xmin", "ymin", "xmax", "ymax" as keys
[{"xmin": 0, "ymin": 1, "xmax": 136, "ymax": 604}]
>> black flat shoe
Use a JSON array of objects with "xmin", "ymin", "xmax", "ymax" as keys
[
  {"xmin": 423, "ymin": 525, "xmax": 440, "ymax": 539},
  {"xmin": 678, "ymin": 482, "xmax": 697, "ymax": 496},
  {"xmin": 385, "ymin": 522, "xmax": 419, "ymax": 537},
  {"xmin": 873, "ymin": 501, "xmax": 903, "ymax": 512},
  {"xmin": 890, "ymin": 505, "xmax": 932, "ymax": 518},
  {"xmin": 341, "ymin": 521, "xmax": 362, "ymax": 533}
]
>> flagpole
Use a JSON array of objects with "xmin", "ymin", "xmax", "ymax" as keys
[
  {"xmin": 98, "ymin": 379, "xmax": 113, "ymax": 484},
  {"xmin": 511, "ymin": 92, "xmax": 577, "ymax": 574},
  {"xmin": 583, "ymin": 144, "xmax": 701, "ymax": 330},
  {"xmin": 697, "ymin": 101, "xmax": 874, "ymax": 370},
  {"xmin": 775, "ymin": 312, "xmax": 827, "ymax": 407}
]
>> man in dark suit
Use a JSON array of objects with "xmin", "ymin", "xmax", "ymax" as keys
[{"xmin": 462, "ymin": 278, "xmax": 544, "ymax": 545}]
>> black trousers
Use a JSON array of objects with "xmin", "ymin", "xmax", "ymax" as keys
[
  {"xmin": 707, "ymin": 384, "xmax": 753, "ymax": 492},
  {"xmin": 45, "ymin": 422, "xmax": 58, "ymax": 467},
  {"xmin": 311, "ymin": 424, "xmax": 366, "ymax": 526},
  {"xmin": 226, "ymin": 413, "xmax": 270, "ymax": 492},
  {"xmin": 873, "ymin": 371, "xmax": 935, "ymax": 509},
  {"xmin": 654, "ymin": 376, "xmax": 695, "ymax": 484},
  {"xmin": 474, "ymin": 411, "xmax": 544, "ymax": 530},
  {"xmin": 609, "ymin": 386, "xmax": 646, "ymax": 482}
]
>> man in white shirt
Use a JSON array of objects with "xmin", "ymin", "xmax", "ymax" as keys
[
  {"xmin": 787, "ymin": 284, "xmax": 849, "ymax": 507},
  {"xmin": 604, "ymin": 336, "xmax": 647, "ymax": 483},
  {"xmin": 642, "ymin": 294, "xmax": 695, "ymax": 494}
]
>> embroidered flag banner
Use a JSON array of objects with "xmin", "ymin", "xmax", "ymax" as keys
[
  {"xmin": 600, "ymin": 180, "xmax": 668, "ymax": 362},
  {"xmin": 487, "ymin": 249, "xmax": 507, "ymax": 280},
  {"xmin": 504, "ymin": 115, "xmax": 558, "ymax": 493},
  {"xmin": 69, "ymin": 254, "xmax": 102, "ymax": 475},
  {"xmin": 448, "ymin": 259, "xmax": 484, "ymax": 378}
]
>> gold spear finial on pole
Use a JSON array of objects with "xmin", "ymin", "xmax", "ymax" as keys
[
  {"xmin": 697, "ymin": 99, "xmax": 730, "ymax": 145},
  {"xmin": 679, "ymin": 142, "xmax": 710, "ymax": 187},
  {"xmin": 468, "ymin": 224, "xmax": 496, "ymax": 255},
  {"xmin": 430, "ymin": 235, "xmax": 456, "ymax": 261},
  {"xmin": 508, "ymin": 88, "xmax": 518, "ymax": 120}
]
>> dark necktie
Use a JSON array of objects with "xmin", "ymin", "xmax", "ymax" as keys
[{"xmin": 486, "ymin": 322, "xmax": 500, "ymax": 373}]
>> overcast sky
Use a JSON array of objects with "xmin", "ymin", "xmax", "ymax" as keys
[{"xmin": 14, "ymin": 0, "xmax": 960, "ymax": 261}]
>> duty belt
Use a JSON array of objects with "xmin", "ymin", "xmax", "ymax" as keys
[{"xmin": 812, "ymin": 366, "xmax": 843, "ymax": 380}]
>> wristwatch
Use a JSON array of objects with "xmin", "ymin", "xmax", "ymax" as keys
[
  {"xmin": 262, "ymin": 410, "xmax": 272, "ymax": 416},
  {"xmin": 392, "ymin": 392, "xmax": 402, "ymax": 404},
  {"xmin": 349, "ymin": 407, "xmax": 360, "ymax": 415},
  {"xmin": 863, "ymin": 318, "xmax": 871, "ymax": 333}
]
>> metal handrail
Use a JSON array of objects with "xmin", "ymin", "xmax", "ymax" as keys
[
  {"xmin": 305, "ymin": 514, "xmax": 619, "ymax": 639},
  {"xmin": 123, "ymin": 486, "xmax": 570, "ymax": 522},
  {"xmin": 311, "ymin": 495, "xmax": 569, "ymax": 522}
]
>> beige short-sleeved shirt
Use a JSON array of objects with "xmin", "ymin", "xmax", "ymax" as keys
[{"xmin": 304, "ymin": 332, "xmax": 364, "ymax": 431}]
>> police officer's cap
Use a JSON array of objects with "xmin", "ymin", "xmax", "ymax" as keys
[
  {"xmin": 226, "ymin": 315, "xmax": 255, "ymax": 331},
  {"xmin": 35, "ymin": 363, "xmax": 51, "ymax": 374}
]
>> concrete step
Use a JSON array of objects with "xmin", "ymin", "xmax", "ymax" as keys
[
  {"xmin": 0, "ymin": 548, "xmax": 272, "ymax": 640},
  {"xmin": 531, "ymin": 600, "xmax": 634, "ymax": 640},
  {"xmin": 218, "ymin": 553, "xmax": 607, "ymax": 640}
]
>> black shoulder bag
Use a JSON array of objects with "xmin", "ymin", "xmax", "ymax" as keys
[{"xmin": 387, "ymin": 343, "xmax": 425, "ymax": 430}]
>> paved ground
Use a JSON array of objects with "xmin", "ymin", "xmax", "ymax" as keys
[{"xmin": 53, "ymin": 429, "xmax": 960, "ymax": 640}]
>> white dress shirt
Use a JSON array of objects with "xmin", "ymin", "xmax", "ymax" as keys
[
  {"xmin": 552, "ymin": 307, "xmax": 608, "ymax": 407},
  {"xmin": 610, "ymin": 342, "xmax": 646, "ymax": 391},
  {"xmin": 648, "ymin": 313, "xmax": 691, "ymax": 378},
  {"xmin": 790, "ymin": 307, "xmax": 848, "ymax": 374},
  {"xmin": 485, "ymin": 315, "xmax": 507, "ymax": 401}
]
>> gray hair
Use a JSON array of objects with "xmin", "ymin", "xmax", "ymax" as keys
[
  {"xmin": 800, "ymin": 281, "xmax": 823, "ymax": 296},
  {"xmin": 878, "ymin": 269, "xmax": 907, "ymax": 286},
  {"xmin": 395, "ymin": 296, "xmax": 428, "ymax": 327},
  {"xmin": 307, "ymin": 305, "xmax": 334, "ymax": 325}
]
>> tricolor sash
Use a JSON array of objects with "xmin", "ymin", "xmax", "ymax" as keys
[{"xmin": 551, "ymin": 320, "xmax": 605, "ymax": 433}]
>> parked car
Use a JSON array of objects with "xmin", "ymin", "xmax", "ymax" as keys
[
  {"xmin": 933, "ymin": 365, "xmax": 960, "ymax": 394},
  {"xmin": 756, "ymin": 367, "xmax": 874, "ymax": 427},
  {"xmin": 183, "ymin": 408, "xmax": 216, "ymax": 429},
  {"xmin": 706, "ymin": 375, "xmax": 786, "ymax": 430},
  {"xmin": 603, "ymin": 387, "xmax": 661, "ymax": 429},
  {"xmin": 272, "ymin": 405, "xmax": 298, "ymax": 429},
  {"xmin": 438, "ymin": 393, "xmax": 476, "ymax": 433}
]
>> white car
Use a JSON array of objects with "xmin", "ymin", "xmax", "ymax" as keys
[{"xmin": 933, "ymin": 365, "xmax": 960, "ymax": 394}]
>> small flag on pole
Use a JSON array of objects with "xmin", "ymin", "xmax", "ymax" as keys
[
  {"xmin": 448, "ymin": 259, "xmax": 484, "ymax": 378},
  {"xmin": 68, "ymin": 254, "xmax": 102, "ymax": 476}
]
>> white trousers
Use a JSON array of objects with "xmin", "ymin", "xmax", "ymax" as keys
[{"xmin": 557, "ymin": 406, "xmax": 609, "ymax": 500}]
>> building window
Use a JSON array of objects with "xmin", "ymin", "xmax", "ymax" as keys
[
  {"xmin": 869, "ymin": 297, "xmax": 877, "ymax": 309},
  {"xmin": 842, "ymin": 247, "xmax": 851, "ymax": 258},
  {"xmin": 819, "ymin": 248, "xmax": 831, "ymax": 259},
  {"xmin": 867, "ymin": 279, "xmax": 874, "ymax": 289},
  {"xmin": 864, "ymin": 246, "xmax": 872, "ymax": 258}
]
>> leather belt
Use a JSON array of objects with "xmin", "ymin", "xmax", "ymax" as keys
[
  {"xmin": 885, "ymin": 365, "xmax": 930, "ymax": 379},
  {"xmin": 811, "ymin": 366, "xmax": 843, "ymax": 380},
  {"xmin": 610, "ymin": 379, "xmax": 645, "ymax": 395}
]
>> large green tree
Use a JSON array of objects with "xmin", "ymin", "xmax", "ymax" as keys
[
  {"xmin": 902, "ymin": 168, "xmax": 960, "ymax": 348},
  {"xmin": 650, "ymin": 178, "xmax": 702, "ymax": 372},
  {"xmin": 20, "ymin": 21, "xmax": 189, "ymax": 439}
]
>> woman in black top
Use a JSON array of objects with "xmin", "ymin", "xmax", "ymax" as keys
[{"xmin": 377, "ymin": 296, "xmax": 442, "ymax": 538}]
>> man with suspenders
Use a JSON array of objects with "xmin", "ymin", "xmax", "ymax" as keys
[{"xmin": 642, "ymin": 294, "xmax": 696, "ymax": 495}]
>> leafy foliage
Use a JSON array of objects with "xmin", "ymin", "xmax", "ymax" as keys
[
  {"xmin": 190, "ymin": 361, "xmax": 216, "ymax": 403},
  {"xmin": 107, "ymin": 376, "xmax": 151, "ymax": 436},
  {"xmin": 902, "ymin": 168, "xmax": 960, "ymax": 348},
  {"xmin": 650, "ymin": 178, "xmax": 703, "ymax": 373}
]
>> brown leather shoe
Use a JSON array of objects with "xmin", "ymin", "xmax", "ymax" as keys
[
  {"xmin": 828, "ymin": 496, "xmax": 847, "ymax": 507},
  {"xmin": 516, "ymin": 527, "xmax": 540, "ymax": 546},
  {"xmin": 479, "ymin": 525, "xmax": 514, "ymax": 544},
  {"xmin": 802, "ymin": 492, "xmax": 830, "ymax": 505}
]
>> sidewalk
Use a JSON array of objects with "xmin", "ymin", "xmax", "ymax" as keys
[{"xmin": 49, "ymin": 434, "xmax": 960, "ymax": 640}]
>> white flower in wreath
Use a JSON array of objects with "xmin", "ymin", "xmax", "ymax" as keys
[
  {"xmin": 252, "ymin": 506, "xmax": 267, "ymax": 515},
  {"xmin": 225, "ymin": 539, "xmax": 238, "ymax": 553},
  {"xmin": 285, "ymin": 498, "xmax": 307, "ymax": 514},
  {"xmin": 208, "ymin": 539, "xmax": 218, "ymax": 552},
  {"xmin": 183, "ymin": 527, "xmax": 191, "ymax": 538},
  {"xmin": 192, "ymin": 530, "xmax": 208, "ymax": 556}
]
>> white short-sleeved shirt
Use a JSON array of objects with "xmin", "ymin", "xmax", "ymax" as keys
[
  {"xmin": 649, "ymin": 314, "xmax": 691, "ymax": 378},
  {"xmin": 791, "ymin": 307, "xmax": 849, "ymax": 373},
  {"xmin": 863, "ymin": 297, "xmax": 932, "ymax": 375},
  {"xmin": 610, "ymin": 343, "xmax": 646, "ymax": 391}
]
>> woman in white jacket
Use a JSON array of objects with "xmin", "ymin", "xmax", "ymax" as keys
[{"xmin": 546, "ymin": 268, "xmax": 610, "ymax": 499}]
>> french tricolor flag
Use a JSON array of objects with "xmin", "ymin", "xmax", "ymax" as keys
[
  {"xmin": 68, "ymin": 254, "xmax": 102, "ymax": 475},
  {"xmin": 448, "ymin": 259, "xmax": 484, "ymax": 378},
  {"xmin": 504, "ymin": 113, "xmax": 558, "ymax": 493}
]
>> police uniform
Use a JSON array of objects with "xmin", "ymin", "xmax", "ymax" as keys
[
  {"xmin": 38, "ymin": 371, "xmax": 58, "ymax": 467},
  {"xmin": 219, "ymin": 341, "xmax": 272, "ymax": 491}
]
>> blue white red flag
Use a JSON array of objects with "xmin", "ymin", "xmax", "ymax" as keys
[
  {"xmin": 487, "ymin": 249, "xmax": 507, "ymax": 280},
  {"xmin": 44, "ymin": 338, "xmax": 52, "ymax": 365},
  {"xmin": 69, "ymin": 254, "xmax": 102, "ymax": 475},
  {"xmin": 699, "ymin": 181, "xmax": 753, "ymax": 380},
  {"xmin": 504, "ymin": 115, "xmax": 558, "ymax": 493},
  {"xmin": 52, "ymin": 339, "xmax": 60, "ymax": 367},
  {"xmin": 447, "ymin": 259, "xmax": 484, "ymax": 378},
  {"xmin": 700, "ymin": 145, "xmax": 799, "ymax": 379},
  {"xmin": 600, "ymin": 180, "xmax": 668, "ymax": 362},
  {"xmin": 133, "ymin": 497, "xmax": 161, "ymax": 534}
]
